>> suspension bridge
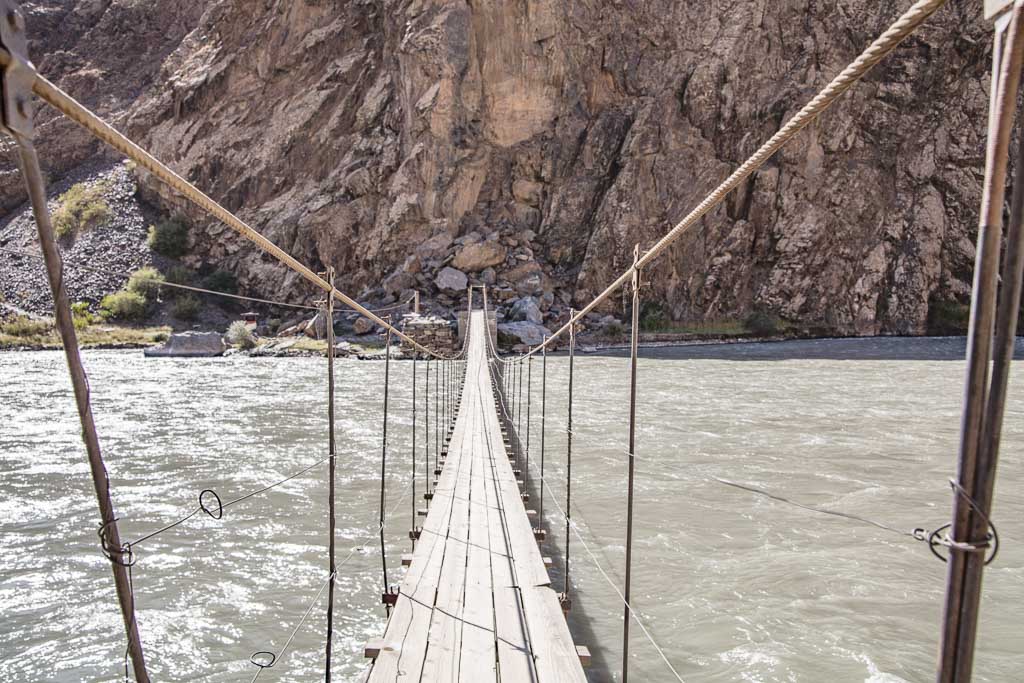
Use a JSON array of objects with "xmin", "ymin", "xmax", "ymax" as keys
[{"xmin": 2, "ymin": 0, "xmax": 1021, "ymax": 681}]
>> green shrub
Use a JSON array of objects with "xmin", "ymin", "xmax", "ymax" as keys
[
  {"xmin": 928, "ymin": 299, "xmax": 970, "ymax": 335},
  {"xmin": 164, "ymin": 265, "xmax": 194, "ymax": 285},
  {"xmin": 100, "ymin": 290, "xmax": 148, "ymax": 321},
  {"xmin": 162, "ymin": 265, "xmax": 195, "ymax": 299},
  {"xmin": 152, "ymin": 331, "xmax": 169, "ymax": 343},
  {"xmin": 0, "ymin": 315, "xmax": 52, "ymax": 337},
  {"xmin": 226, "ymin": 320, "xmax": 255, "ymax": 349},
  {"xmin": 127, "ymin": 267, "xmax": 165, "ymax": 300},
  {"xmin": 52, "ymin": 181, "xmax": 111, "ymax": 238},
  {"xmin": 71, "ymin": 301, "xmax": 96, "ymax": 330},
  {"xmin": 268, "ymin": 318, "xmax": 282, "ymax": 334},
  {"xmin": 639, "ymin": 302, "xmax": 668, "ymax": 332},
  {"xmin": 203, "ymin": 269, "xmax": 238, "ymax": 294},
  {"xmin": 744, "ymin": 310, "xmax": 782, "ymax": 336},
  {"xmin": 147, "ymin": 218, "xmax": 189, "ymax": 258},
  {"xmin": 172, "ymin": 294, "xmax": 201, "ymax": 321}
]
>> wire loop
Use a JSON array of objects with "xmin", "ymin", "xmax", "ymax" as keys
[
  {"xmin": 98, "ymin": 519, "xmax": 136, "ymax": 567},
  {"xmin": 249, "ymin": 651, "xmax": 276, "ymax": 669},
  {"xmin": 199, "ymin": 489, "xmax": 223, "ymax": 519}
]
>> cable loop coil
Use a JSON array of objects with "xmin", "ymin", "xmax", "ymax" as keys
[{"xmin": 97, "ymin": 519, "xmax": 136, "ymax": 567}]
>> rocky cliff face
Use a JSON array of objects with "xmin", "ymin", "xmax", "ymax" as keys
[{"xmin": 1, "ymin": 0, "xmax": 995, "ymax": 335}]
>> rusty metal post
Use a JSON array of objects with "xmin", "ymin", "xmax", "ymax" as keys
[
  {"xmin": 0, "ymin": 5, "xmax": 149, "ymax": 679},
  {"xmin": 938, "ymin": 4, "xmax": 1024, "ymax": 681},
  {"xmin": 425, "ymin": 359, "xmax": 431, "ymax": 499},
  {"xmin": 562, "ymin": 310, "xmax": 576, "ymax": 612},
  {"xmin": 324, "ymin": 268, "xmax": 337, "ymax": 680},
  {"xmin": 379, "ymin": 327, "xmax": 393, "ymax": 616},
  {"xmin": 526, "ymin": 355, "xmax": 532, "ymax": 483},
  {"xmin": 516, "ymin": 358, "xmax": 523, "ymax": 465},
  {"xmin": 622, "ymin": 245, "xmax": 642, "ymax": 683},
  {"xmin": 411, "ymin": 355, "xmax": 418, "ymax": 551},
  {"xmin": 540, "ymin": 337, "xmax": 548, "ymax": 523}
]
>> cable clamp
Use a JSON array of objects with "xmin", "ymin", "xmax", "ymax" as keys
[
  {"xmin": 0, "ymin": 1, "xmax": 36, "ymax": 139},
  {"xmin": 913, "ymin": 479, "xmax": 1000, "ymax": 565},
  {"xmin": 98, "ymin": 519, "xmax": 137, "ymax": 567}
]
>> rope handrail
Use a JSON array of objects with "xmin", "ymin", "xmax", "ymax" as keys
[
  {"xmin": 0, "ymin": 49, "xmax": 458, "ymax": 360},
  {"xmin": 519, "ymin": 0, "xmax": 949, "ymax": 359}
]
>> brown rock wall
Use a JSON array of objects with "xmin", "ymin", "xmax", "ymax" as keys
[{"xmin": 1, "ymin": 1, "xmax": 997, "ymax": 335}]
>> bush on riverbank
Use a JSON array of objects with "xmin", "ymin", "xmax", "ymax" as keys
[
  {"xmin": 0, "ymin": 315, "xmax": 52, "ymax": 337},
  {"xmin": 71, "ymin": 301, "xmax": 96, "ymax": 330},
  {"xmin": 53, "ymin": 181, "xmax": 112, "ymax": 238},
  {"xmin": 226, "ymin": 320, "xmax": 255, "ymax": 349},
  {"xmin": 203, "ymin": 269, "xmax": 238, "ymax": 294},
  {"xmin": 744, "ymin": 310, "xmax": 783, "ymax": 336},
  {"xmin": 928, "ymin": 298, "xmax": 969, "ymax": 335},
  {"xmin": 127, "ymin": 267, "xmax": 165, "ymax": 300},
  {"xmin": 100, "ymin": 290, "xmax": 148, "ymax": 321},
  {"xmin": 147, "ymin": 218, "xmax": 189, "ymax": 258},
  {"xmin": 172, "ymin": 294, "xmax": 201, "ymax": 321}
]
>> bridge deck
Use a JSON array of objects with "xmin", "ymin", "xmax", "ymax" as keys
[{"xmin": 366, "ymin": 310, "xmax": 586, "ymax": 682}]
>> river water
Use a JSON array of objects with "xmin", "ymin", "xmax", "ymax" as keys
[{"xmin": 1, "ymin": 338, "xmax": 1021, "ymax": 682}]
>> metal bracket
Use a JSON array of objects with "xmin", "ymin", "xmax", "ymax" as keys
[
  {"xmin": 987, "ymin": 0, "xmax": 1014, "ymax": 21},
  {"xmin": 0, "ymin": 1, "xmax": 35, "ymax": 139}
]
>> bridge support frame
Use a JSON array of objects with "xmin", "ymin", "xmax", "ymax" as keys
[
  {"xmin": 938, "ymin": 4, "xmax": 1024, "ymax": 681},
  {"xmin": 0, "ymin": 4, "xmax": 150, "ymax": 680}
]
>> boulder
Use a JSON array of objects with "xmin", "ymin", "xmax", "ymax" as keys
[
  {"xmin": 508, "ymin": 297, "xmax": 543, "ymax": 324},
  {"xmin": 435, "ymin": 266, "xmax": 468, "ymax": 293},
  {"xmin": 451, "ymin": 242, "xmax": 507, "ymax": 272},
  {"xmin": 497, "ymin": 321, "xmax": 551, "ymax": 346},
  {"xmin": 383, "ymin": 269, "xmax": 416, "ymax": 295},
  {"xmin": 512, "ymin": 178, "xmax": 543, "ymax": 207},
  {"xmin": 480, "ymin": 267, "xmax": 497, "ymax": 286},
  {"xmin": 144, "ymin": 331, "xmax": 226, "ymax": 358},
  {"xmin": 353, "ymin": 317, "xmax": 375, "ymax": 335}
]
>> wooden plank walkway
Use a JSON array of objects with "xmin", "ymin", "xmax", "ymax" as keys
[{"xmin": 366, "ymin": 310, "xmax": 586, "ymax": 683}]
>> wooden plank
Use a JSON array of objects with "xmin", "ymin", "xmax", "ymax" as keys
[
  {"xmin": 368, "ymin": 403, "xmax": 468, "ymax": 680},
  {"xmin": 369, "ymin": 312, "xmax": 585, "ymax": 683},
  {"xmin": 483, "ymin": 423, "xmax": 536, "ymax": 681},
  {"xmin": 420, "ymin": 399, "xmax": 476, "ymax": 679},
  {"xmin": 460, "ymin": 416, "xmax": 499, "ymax": 682}
]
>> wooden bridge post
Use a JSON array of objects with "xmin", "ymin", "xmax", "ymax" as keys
[
  {"xmin": 0, "ymin": 5, "xmax": 150, "ymax": 679},
  {"xmin": 622, "ymin": 245, "xmax": 642, "ymax": 683},
  {"xmin": 938, "ymin": 3, "xmax": 1023, "ymax": 681}
]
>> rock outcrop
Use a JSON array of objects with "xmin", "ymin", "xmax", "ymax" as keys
[
  {"xmin": 0, "ymin": 2, "xmax": 996, "ymax": 336},
  {"xmin": 144, "ymin": 331, "xmax": 225, "ymax": 358}
]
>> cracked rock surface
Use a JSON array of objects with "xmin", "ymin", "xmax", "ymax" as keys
[{"xmin": 0, "ymin": 1, "xmax": 997, "ymax": 335}]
